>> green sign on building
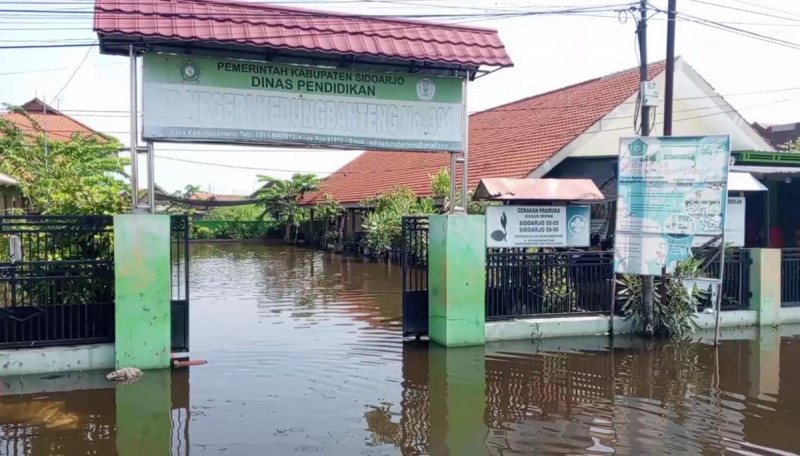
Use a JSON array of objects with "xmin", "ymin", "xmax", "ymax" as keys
[{"xmin": 142, "ymin": 54, "xmax": 465, "ymax": 151}]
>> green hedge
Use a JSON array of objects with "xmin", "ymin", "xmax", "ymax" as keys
[{"xmin": 191, "ymin": 220, "xmax": 278, "ymax": 240}]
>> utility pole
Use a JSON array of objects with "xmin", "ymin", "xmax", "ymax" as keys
[
  {"xmin": 638, "ymin": 0, "xmax": 655, "ymax": 337},
  {"xmin": 638, "ymin": 0, "xmax": 650, "ymax": 137},
  {"xmin": 664, "ymin": 0, "xmax": 676, "ymax": 136}
]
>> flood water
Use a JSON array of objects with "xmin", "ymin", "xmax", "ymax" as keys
[{"xmin": 2, "ymin": 243, "xmax": 800, "ymax": 455}]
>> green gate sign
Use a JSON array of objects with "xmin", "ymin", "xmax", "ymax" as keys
[{"xmin": 142, "ymin": 54, "xmax": 465, "ymax": 152}]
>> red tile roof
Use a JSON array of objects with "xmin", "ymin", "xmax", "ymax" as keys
[
  {"xmin": 0, "ymin": 99, "xmax": 110, "ymax": 142},
  {"xmin": 94, "ymin": 0, "xmax": 512, "ymax": 68},
  {"xmin": 304, "ymin": 61, "xmax": 666, "ymax": 205}
]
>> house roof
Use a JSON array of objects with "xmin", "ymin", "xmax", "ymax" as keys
[
  {"xmin": 0, "ymin": 98, "xmax": 110, "ymax": 142},
  {"xmin": 304, "ymin": 61, "xmax": 666, "ymax": 205},
  {"xmin": 192, "ymin": 191, "xmax": 246, "ymax": 202},
  {"xmin": 94, "ymin": 0, "xmax": 512, "ymax": 68}
]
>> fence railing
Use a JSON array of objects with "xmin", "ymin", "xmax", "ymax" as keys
[
  {"xmin": 0, "ymin": 216, "xmax": 115, "ymax": 349},
  {"xmin": 171, "ymin": 215, "xmax": 190, "ymax": 352},
  {"xmin": 700, "ymin": 249, "xmax": 752, "ymax": 311},
  {"xmin": 486, "ymin": 250, "xmax": 614, "ymax": 321},
  {"xmin": 401, "ymin": 216, "xmax": 429, "ymax": 337},
  {"xmin": 782, "ymin": 249, "xmax": 800, "ymax": 307}
]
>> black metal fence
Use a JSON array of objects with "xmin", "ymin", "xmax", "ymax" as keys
[
  {"xmin": 171, "ymin": 215, "xmax": 190, "ymax": 352},
  {"xmin": 0, "ymin": 216, "xmax": 115, "ymax": 349},
  {"xmin": 402, "ymin": 216, "xmax": 429, "ymax": 337},
  {"xmin": 486, "ymin": 250, "xmax": 614, "ymax": 320},
  {"xmin": 782, "ymin": 249, "xmax": 800, "ymax": 307},
  {"xmin": 701, "ymin": 249, "xmax": 752, "ymax": 311}
]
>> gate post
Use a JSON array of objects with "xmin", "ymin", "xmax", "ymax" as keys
[
  {"xmin": 114, "ymin": 214, "xmax": 172, "ymax": 369},
  {"xmin": 749, "ymin": 248, "xmax": 781, "ymax": 326},
  {"xmin": 428, "ymin": 215, "xmax": 486, "ymax": 347}
]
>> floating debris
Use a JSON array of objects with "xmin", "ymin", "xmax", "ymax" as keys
[{"xmin": 106, "ymin": 367, "xmax": 143, "ymax": 384}]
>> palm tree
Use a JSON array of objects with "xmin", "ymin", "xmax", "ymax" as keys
[{"xmin": 256, "ymin": 173, "xmax": 319, "ymax": 243}]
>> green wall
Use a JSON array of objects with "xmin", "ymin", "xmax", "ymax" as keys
[
  {"xmin": 114, "ymin": 214, "xmax": 172, "ymax": 370},
  {"xmin": 428, "ymin": 215, "xmax": 487, "ymax": 347}
]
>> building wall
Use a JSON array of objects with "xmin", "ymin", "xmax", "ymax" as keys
[{"xmin": 530, "ymin": 60, "xmax": 772, "ymax": 176}]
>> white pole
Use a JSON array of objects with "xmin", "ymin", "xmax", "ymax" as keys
[
  {"xmin": 147, "ymin": 142, "xmax": 156, "ymax": 214},
  {"xmin": 449, "ymin": 152, "xmax": 457, "ymax": 214},
  {"xmin": 460, "ymin": 77, "xmax": 469, "ymax": 213},
  {"xmin": 129, "ymin": 45, "xmax": 139, "ymax": 210},
  {"xmin": 714, "ymin": 233, "xmax": 726, "ymax": 345}
]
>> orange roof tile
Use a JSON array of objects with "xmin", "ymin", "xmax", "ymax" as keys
[
  {"xmin": 304, "ymin": 61, "xmax": 666, "ymax": 205},
  {"xmin": 0, "ymin": 99, "xmax": 110, "ymax": 142}
]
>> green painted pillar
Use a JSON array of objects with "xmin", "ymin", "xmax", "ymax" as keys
[
  {"xmin": 428, "ymin": 215, "xmax": 486, "ymax": 347},
  {"xmin": 116, "ymin": 369, "xmax": 172, "ymax": 455},
  {"xmin": 428, "ymin": 345, "xmax": 487, "ymax": 456},
  {"xmin": 749, "ymin": 248, "xmax": 781, "ymax": 326},
  {"xmin": 114, "ymin": 214, "xmax": 172, "ymax": 369}
]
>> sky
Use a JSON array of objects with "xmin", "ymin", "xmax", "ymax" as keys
[{"xmin": 1, "ymin": 0, "xmax": 800, "ymax": 195}]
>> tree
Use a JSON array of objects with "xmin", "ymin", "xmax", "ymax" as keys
[
  {"xmin": 165, "ymin": 184, "xmax": 202, "ymax": 215},
  {"xmin": 428, "ymin": 167, "xmax": 495, "ymax": 214},
  {"xmin": 361, "ymin": 186, "xmax": 437, "ymax": 259},
  {"xmin": 314, "ymin": 194, "xmax": 344, "ymax": 249},
  {"xmin": 0, "ymin": 106, "xmax": 129, "ymax": 215},
  {"xmin": 256, "ymin": 173, "xmax": 319, "ymax": 243}
]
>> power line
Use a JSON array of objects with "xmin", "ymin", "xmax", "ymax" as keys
[
  {"xmin": 50, "ymin": 40, "xmax": 96, "ymax": 103},
  {"xmin": 688, "ymin": 0, "xmax": 800, "ymax": 24},
  {"xmin": 653, "ymin": 6, "xmax": 800, "ymax": 51},
  {"xmin": 0, "ymin": 62, "xmax": 123, "ymax": 75},
  {"xmin": 4, "ymin": 85, "xmax": 799, "ymax": 115}
]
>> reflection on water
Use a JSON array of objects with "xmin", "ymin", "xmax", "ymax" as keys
[{"xmin": 1, "ymin": 243, "xmax": 799, "ymax": 455}]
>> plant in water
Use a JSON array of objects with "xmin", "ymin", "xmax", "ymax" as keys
[
  {"xmin": 361, "ymin": 186, "xmax": 437, "ymax": 258},
  {"xmin": 256, "ymin": 173, "xmax": 320, "ymax": 244},
  {"xmin": 618, "ymin": 256, "xmax": 708, "ymax": 338}
]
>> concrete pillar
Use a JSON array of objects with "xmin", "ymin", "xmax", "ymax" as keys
[
  {"xmin": 428, "ymin": 215, "xmax": 486, "ymax": 347},
  {"xmin": 749, "ymin": 248, "xmax": 781, "ymax": 326},
  {"xmin": 428, "ymin": 345, "xmax": 487, "ymax": 456},
  {"xmin": 114, "ymin": 214, "xmax": 172, "ymax": 370},
  {"xmin": 116, "ymin": 369, "xmax": 172, "ymax": 455}
]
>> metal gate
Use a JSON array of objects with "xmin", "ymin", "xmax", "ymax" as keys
[
  {"xmin": 171, "ymin": 215, "xmax": 190, "ymax": 352},
  {"xmin": 0, "ymin": 216, "xmax": 115, "ymax": 349},
  {"xmin": 401, "ymin": 216, "xmax": 429, "ymax": 338}
]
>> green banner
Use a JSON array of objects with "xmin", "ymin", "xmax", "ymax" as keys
[{"xmin": 142, "ymin": 54, "xmax": 465, "ymax": 151}]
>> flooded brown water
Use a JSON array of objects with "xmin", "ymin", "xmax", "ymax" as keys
[{"xmin": 1, "ymin": 243, "xmax": 800, "ymax": 455}]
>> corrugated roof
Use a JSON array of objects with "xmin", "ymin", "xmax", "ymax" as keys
[
  {"xmin": 94, "ymin": 0, "xmax": 512, "ymax": 68},
  {"xmin": 473, "ymin": 178, "xmax": 603, "ymax": 201},
  {"xmin": 304, "ymin": 61, "xmax": 667, "ymax": 205},
  {"xmin": 0, "ymin": 99, "xmax": 110, "ymax": 142}
]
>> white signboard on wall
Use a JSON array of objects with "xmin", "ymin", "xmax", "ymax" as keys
[
  {"xmin": 142, "ymin": 54, "xmax": 465, "ymax": 151},
  {"xmin": 486, "ymin": 206, "xmax": 590, "ymax": 248},
  {"xmin": 693, "ymin": 197, "xmax": 745, "ymax": 247}
]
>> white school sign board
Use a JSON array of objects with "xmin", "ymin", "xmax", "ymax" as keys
[
  {"xmin": 692, "ymin": 197, "xmax": 745, "ymax": 248},
  {"xmin": 614, "ymin": 135, "xmax": 731, "ymax": 276},
  {"xmin": 142, "ymin": 54, "xmax": 465, "ymax": 151},
  {"xmin": 486, "ymin": 206, "xmax": 590, "ymax": 248}
]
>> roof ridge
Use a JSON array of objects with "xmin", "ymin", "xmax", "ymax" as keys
[
  {"xmin": 105, "ymin": 0, "xmax": 502, "ymax": 34},
  {"xmin": 470, "ymin": 59, "xmax": 667, "ymax": 117}
]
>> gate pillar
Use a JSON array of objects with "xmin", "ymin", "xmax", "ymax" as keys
[
  {"xmin": 428, "ymin": 215, "xmax": 486, "ymax": 347},
  {"xmin": 114, "ymin": 214, "xmax": 172, "ymax": 369}
]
